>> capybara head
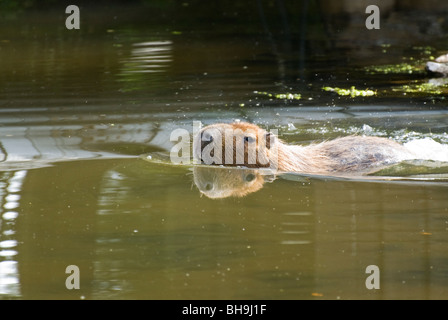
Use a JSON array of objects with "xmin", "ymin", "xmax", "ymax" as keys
[{"xmin": 193, "ymin": 122, "xmax": 278, "ymax": 169}]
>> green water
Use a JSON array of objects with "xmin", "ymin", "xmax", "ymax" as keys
[{"xmin": 0, "ymin": 2, "xmax": 448, "ymax": 300}]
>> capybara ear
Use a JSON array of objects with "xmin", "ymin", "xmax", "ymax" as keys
[
  {"xmin": 263, "ymin": 174, "xmax": 277, "ymax": 183},
  {"xmin": 265, "ymin": 132, "xmax": 275, "ymax": 149}
]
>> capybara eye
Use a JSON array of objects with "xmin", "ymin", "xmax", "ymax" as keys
[
  {"xmin": 244, "ymin": 136, "xmax": 255, "ymax": 143},
  {"xmin": 202, "ymin": 131, "xmax": 213, "ymax": 142},
  {"xmin": 245, "ymin": 173, "xmax": 255, "ymax": 182},
  {"xmin": 204, "ymin": 183, "xmax": 213, "ymax": 191}
]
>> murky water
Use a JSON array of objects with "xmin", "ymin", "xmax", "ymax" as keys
[{"xmin": 1, "ymin": 2, "xmax": 448, "ymax": 300}]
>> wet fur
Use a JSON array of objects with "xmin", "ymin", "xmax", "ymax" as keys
[
  {"xmin": 278, "ymin": 136, "xmax": 412, "ymax": 173},
  {"xmin": 195, "ymin": 122, "xmax": 414, "ymax": 174}
]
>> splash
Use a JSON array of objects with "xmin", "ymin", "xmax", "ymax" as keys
[{"xmin": 404, "ymin": 138, "xmax": 448, "ymax": 162}]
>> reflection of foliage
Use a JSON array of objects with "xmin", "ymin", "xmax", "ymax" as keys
[
  {"xmin": 0, "ymin": 0, "xmax": 172, "ymax": 19},
  {"xmin": 117, "ymin": 63, "xmax": 150, "ymax": 93},
  {"xmin": 0, "ymin": 0, "xmax": 35, "ymax": 19},
  {"xmin": 139, "ymin": 0, "xmax": 176, "ymax": 8},
  {"xmin": 116, "ymin": 38, "xmax": 172, "ymax": 93}
]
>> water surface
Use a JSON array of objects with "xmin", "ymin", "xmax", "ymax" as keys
[{"xmin": 0, "ymin": 2, "xmax": 448, "ymax": 300}]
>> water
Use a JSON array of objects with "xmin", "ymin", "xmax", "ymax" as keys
[{"xmin": 0, "ymin": 2, "xmax": 448, "ymax": 300}]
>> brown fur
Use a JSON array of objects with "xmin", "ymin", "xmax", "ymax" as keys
[{"xmin": 194, "ymin": 122, "xmax": 414, "ymax": 174}]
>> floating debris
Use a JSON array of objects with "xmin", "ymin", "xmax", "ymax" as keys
[
  {"xmin": 392, "ymin": 82, "xmax": 443, "ymax": 95},
  {"xmin": 365, "ymin": 45, "xmax": 433, "ymax": 75},
  {"xmin": 254, "ymin": 91, "xmax": 301, "ymax": 100},
  {"xmin": 322, "ymin": 86, "xmax": 376, "ymax": 97},
  {"xmin": 364, "ymin": 62, "xmax": 423, "ymax": 74}
]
